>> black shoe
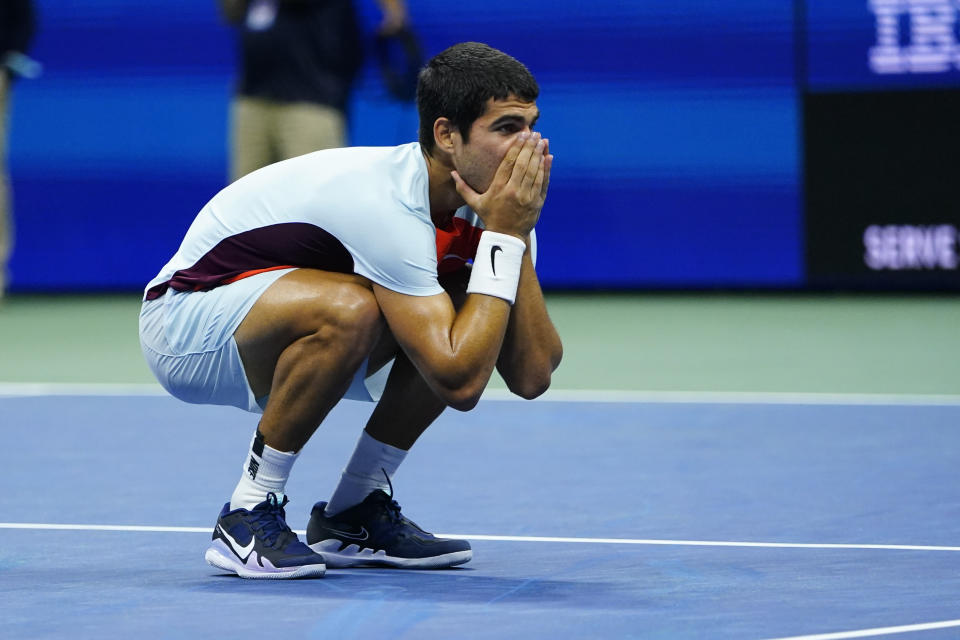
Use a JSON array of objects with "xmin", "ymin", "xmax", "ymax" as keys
[
  {"xmin": 205, "ymin": 493, "xmax": 326, "ymax": 579},
  {"xmin": 306, "ymin": 490, "xmax": 472, "ymax": 569}
]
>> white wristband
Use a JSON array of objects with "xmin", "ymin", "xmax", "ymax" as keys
[{"xmin": 467, "ymin": 231, "xmax": 526, "ymax": 304}]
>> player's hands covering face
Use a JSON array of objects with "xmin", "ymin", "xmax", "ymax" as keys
[{"xmin": 451, "ymin": 132, "xmax": 552, "ymax": 240}]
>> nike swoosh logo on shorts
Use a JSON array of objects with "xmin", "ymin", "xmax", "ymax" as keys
[
  {"xmin": 491, "ymin": 245, "xmax": 503, "ymax": 276},
  {"xmin": 218, "ymin": 524, "xmax": 255, "ymax": 561},
  {"xmin": 328, "ymin": 526, "xmax": 370, "ymax": 541}
]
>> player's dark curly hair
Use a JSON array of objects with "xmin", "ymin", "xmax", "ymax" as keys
[{"xmin": 417, "ymin": 42, "xmax": 539, "ymax": 154}]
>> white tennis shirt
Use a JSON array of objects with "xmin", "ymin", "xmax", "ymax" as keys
[
  {"xmin": 144, "ymin": 142, "xmax": 535, "ymax": 302},
  {"xmin": 146, "ymin": 143, "xmax": 451, "ymax": 300}
]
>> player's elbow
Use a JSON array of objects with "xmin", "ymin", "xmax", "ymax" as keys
[
  {"xmin": 441, "ymin": 384, "xmax": 484, "ymax": 412},
  {"xmin": 504, "ymin": 343, "xmax": 562, "ymax": 400},
  {"xmin": 428, "ymin": 368, "xmax": 485, "ymax": 411},
  {"xmin": 506, "ymin": 370, "xmax": 553, "ymax": 400},
  {"xmin": 426, "ymin": 361, "xmax": 489, "ymax": 411}
]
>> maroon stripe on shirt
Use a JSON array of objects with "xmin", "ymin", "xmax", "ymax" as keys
[{"xmin": 145, "ymin": 222, "xmax": 354, "ymax": 300}]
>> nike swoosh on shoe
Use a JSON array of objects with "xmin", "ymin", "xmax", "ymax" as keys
[
  {"xmin": 218, "ymin": 524, "xmax": 256, "ymax": 561},
  {"xmin": 327, "ymin": 526, "xmax": 370, "ymax": 541}
]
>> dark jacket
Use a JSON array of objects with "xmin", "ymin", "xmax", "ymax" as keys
[
  {"xmin": 238, "ymin": 0, "xmax": 364, "ymax": 112},
  {"xmin": 0, "ymin": 0, "xmax": 35, "ymax": 54}
]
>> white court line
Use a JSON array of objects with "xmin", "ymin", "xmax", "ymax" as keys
[
  {"xmin": 2, "ymin": 382, "xmax": 960, "ymax": 406},
  {"xmin": 0, "ymin": 523, "xmax": 207, "ymax": 533},
  {"xmin": 764, "ymin": 618, "xmax": 960, "ymax": 640},
  {"xmin": 0, "ymin": 383, "xmax": 169, "ymax": 397},
  {"xmin": 2, "ymin": 523, "xmax": 955, "ymax": 639},
  {"xmin": 489, "ymin": 388, "xmax": 960, "ymax": 406},
  {"xmin": 2, "ymin": 523, "xmax": 959, "ymax": 552}
]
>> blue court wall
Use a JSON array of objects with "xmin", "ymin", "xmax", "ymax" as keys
[{"xmin": 7, "ymin": 1, "xmax": 957, "ymax": 291}]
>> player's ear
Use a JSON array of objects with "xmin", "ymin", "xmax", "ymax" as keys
[{"xmin": 433, "ymin": 117, "xmax": 459, "ymax": 155}]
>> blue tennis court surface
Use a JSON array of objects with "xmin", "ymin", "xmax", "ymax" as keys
[{"xmin": 3, "ymin": 393, "xmax": 960, "ymax": 639}]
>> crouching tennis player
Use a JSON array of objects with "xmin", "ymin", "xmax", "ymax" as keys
[{"xmin": 139, "ymin": 42, "xmax": 562, "ymax": 578}]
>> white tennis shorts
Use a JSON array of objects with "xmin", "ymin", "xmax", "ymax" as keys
[{"xmin": 139, "ymin": 268, "xmax": 390, "ymax": 413}]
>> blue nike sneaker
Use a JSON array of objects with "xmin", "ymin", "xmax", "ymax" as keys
[
  {"xmin": 306, "ymin": 489, "xmax": 472, "ymax": 569},
  {"xmin": 205, "ymin": 493, "xmax": 326, "ymax": 579}
]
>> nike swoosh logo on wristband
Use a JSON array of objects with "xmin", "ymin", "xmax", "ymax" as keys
[{"xmin": 491, "ymin": 245, "xmax": 503, "ymax": 276}]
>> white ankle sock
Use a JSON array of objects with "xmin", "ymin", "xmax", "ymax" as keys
[
  {"xmin": 325, "ymin": 431, "xmax": 407, "ymax": 516},
  {"xmin": 230, "ymin": 430, "xmax": 299, "ymax": 511}
]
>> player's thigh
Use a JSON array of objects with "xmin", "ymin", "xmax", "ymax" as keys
[
  {"xmin": 275, "ymin": 102, "xmax": 346, "ymax": 159},
  {"xmin": 230, "ymin": 97, "xmax": 275, "ymax": 181},
  {"xmin": 234, "ymin": 268, "xmax": 382, "ymax": 397}
]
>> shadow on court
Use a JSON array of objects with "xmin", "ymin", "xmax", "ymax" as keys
[{"xmin": 190, "ymin": 569, "xmax": 620, "ymax": 608}]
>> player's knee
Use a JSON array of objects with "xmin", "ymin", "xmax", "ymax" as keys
[
  {"xmin": 326, "ymin": 285, "xmax": 383, "ymax": 350},
  {"xmin": 298, "ymin": 284, "xmax": 382, "ymax": 357}
]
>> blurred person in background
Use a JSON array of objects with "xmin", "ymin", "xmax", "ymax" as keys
[
  {"xmin": 219, "ymin": 0, "xmax": 409, "ymax": 182},
  {"xmin": 0, "ymin": 0, "xmax": 38, "ymax": 301}
]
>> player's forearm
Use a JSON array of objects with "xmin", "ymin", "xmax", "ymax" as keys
[
  {"xmin": 496, "ymin": 254, "xmax": 563, "ymax": 399},
  {"xmin": 419, "ymin": 294, "xmax": 514, "ymax": 410},
  {"xmin": 376, "ymin": 283, "xmax": 513, "ymax": 411}
]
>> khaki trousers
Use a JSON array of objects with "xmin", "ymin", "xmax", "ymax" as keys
[{"xmin": 230, "ymin": 97, "xmax": 346, "ymax": 182}]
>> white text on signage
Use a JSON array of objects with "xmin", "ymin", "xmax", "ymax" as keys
[{"xmin": 869, "ymin": 0, "xmax": 960, "ymax": 73}]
